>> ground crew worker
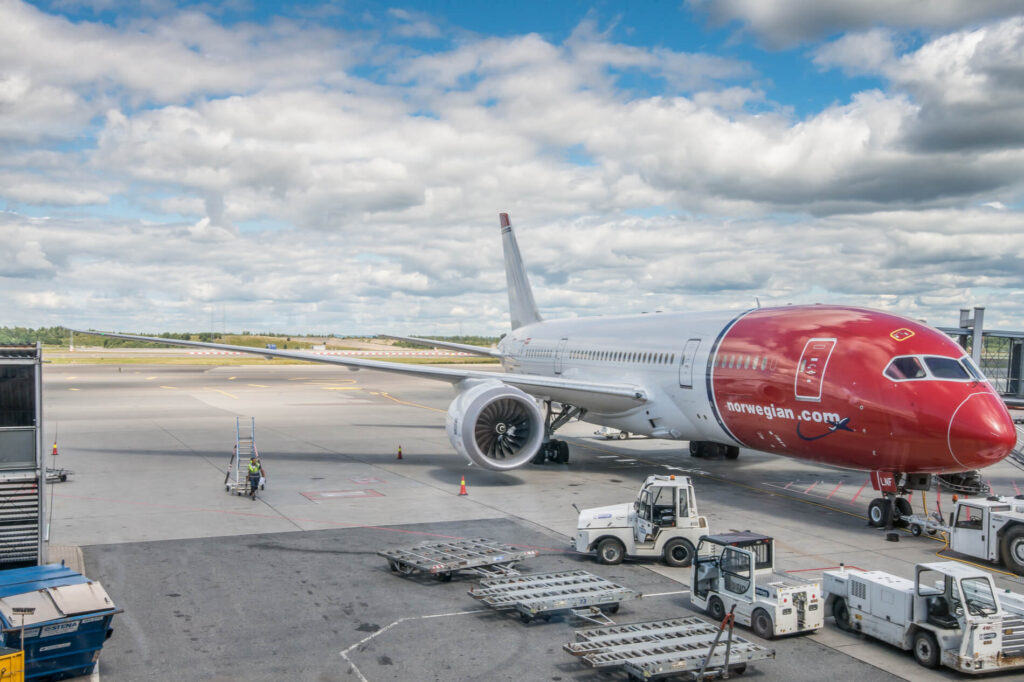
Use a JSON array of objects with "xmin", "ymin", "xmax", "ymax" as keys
[{"xmin": 248, "ymin": 456, "xmax": 264, "ymax": 500}]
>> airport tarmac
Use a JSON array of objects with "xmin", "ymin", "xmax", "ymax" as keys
[{"xmin": 42, "ymin": 362, "xmax": 1024, "ymax": 681}]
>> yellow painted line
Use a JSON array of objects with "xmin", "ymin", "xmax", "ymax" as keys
[
  {"xmin": 67, "ymin": 376, "xmax": 77, "ymax": 380},
  {"xmin": 68, "ymin": 388, "xmax": 80, "ymax": 391},
  {"xmin": 159, "ymin": 386, "xmax": 177, "ymax": 390},
  {"xmin": 248, "ymin": 384, "xmax": 269, "ymax": 388},
  {"xmin": 308, "ymin": 379, "xmax": 356, "ymax": 385},
  {"xmin": 228, "ymin": 376, "xmax": 236, "ymax": 381},
  {"xmin": 322, "ymin": 387, "xmax": 362, "ymax": 391},
  {"xmin": 204, "ymin": 387, "xmax": 238, "ymax": 400},
  {"xmin": 288, "ymin": 377, "xmax": 309, "ymax": 381},
  {"xmin": 146, "ymin": 376, "xmax": 158, "ymax": 380},
  {"xmin": 376, "ymin": 392, "xmax": 445, "ymax": 413}
]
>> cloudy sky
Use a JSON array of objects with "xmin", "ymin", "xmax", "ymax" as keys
[{"xmin": 2, "ymin": 0, "xmax": 1023, "ymax": 335}]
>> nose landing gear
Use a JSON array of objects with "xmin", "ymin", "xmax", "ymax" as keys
[{"xmin": 866, "ymin": 472, "xmax": 936, "ymax": 529}]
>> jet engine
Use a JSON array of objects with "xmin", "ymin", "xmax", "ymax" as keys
[{"xmin": 446, "ymin": 380, "xmax": 544, "ymax": 471}]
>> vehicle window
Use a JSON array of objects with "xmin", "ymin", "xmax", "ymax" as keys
[
  {"xmin": 638, "ymin": 490, "xmax": 652, "ymax": 521},
  {"xmin": 960, "ymin": 577, "xmax": 998, "ymax": 616},
  {"xmin": 954, "ymin": 505, "xmax": 982, "ymax": 530},
  {"xmin": 885, "ymin": 356, "xmax": 926, "ymax": 380},
  {"xmin": 651, "ymin": 487, "xmax": 675, "ymax": 525},
  {"xmin": 925, "ymin": 356, "xmax": 970, "ymax": 380},
  {"xmin": 916, "ymin": 569, "xmax": 944, "ymax": 597},
  {"xmin": 720, "ymin": 547, "xmax": 751, "ymax": 594},
  {"xmin": 678, "ymin": 489, "xmax": 689, "ymax": 518}
]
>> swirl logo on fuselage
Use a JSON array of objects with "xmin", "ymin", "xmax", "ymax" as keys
[{"xmin": 796, "ymin": 417, "xmax": 854, "ymax": 441}]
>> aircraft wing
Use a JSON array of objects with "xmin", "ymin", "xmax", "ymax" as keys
[
  {"xmin": 70, "ymin": 329, "xmax": 646, "ymax": 413},
  {"xmin": 377, "ymin": 334, "xmax": 502, "ymax": 358}
]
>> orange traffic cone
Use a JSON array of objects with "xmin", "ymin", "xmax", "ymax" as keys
[
  {"xmin": 397, "ymin": 445, "xmax": 403, "ymax": 460},
  {"xmin": 458, "ymin": 476, "xmax": 468, "ymax": 496},
  {"xmin": 52, "ymin": 442, "xmax": 58, "ymax": 457}
]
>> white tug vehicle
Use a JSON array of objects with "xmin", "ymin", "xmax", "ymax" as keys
[
  {"xmin": 690, "ymin": 532, "xmax": 824, "ymax": 639},
  {"xmin": 824, "ymin": 561, "xmax": 1024, "ymax": 673},
  {"xmin": 572, "ymin": 475, "xmax": 707, "ymax": 566}
]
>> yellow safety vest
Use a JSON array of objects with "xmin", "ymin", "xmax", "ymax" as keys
[{"xmin": 249, "ymin": 461, "xmax": 261, "ymax": 474}]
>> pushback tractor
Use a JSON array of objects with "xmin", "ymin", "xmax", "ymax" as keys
[
  {"xmin": 572, "ymin": 475, "xmax": 707, "ymax": 567},
  {"xmin": 824, "ymin": 561, "xmax": 1024, "ymax": 674},
  {"xmin": 690, "ymin": 533, "xmax": 823, "ymax": 639}
]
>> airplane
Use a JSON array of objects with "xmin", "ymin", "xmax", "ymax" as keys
[{"xmin": 72, "ymin": 213, "xmax": 1019, "ymax": 529}]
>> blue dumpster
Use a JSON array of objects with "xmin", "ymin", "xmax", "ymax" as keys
[{"xmin": 0, "ymin": 564, "xmax": 121, "ymax": 681}]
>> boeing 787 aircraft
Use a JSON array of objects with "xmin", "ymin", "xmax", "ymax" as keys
[{"xmin": 74, "ymin": 213, "xmax": 1018, "ymax": 527}]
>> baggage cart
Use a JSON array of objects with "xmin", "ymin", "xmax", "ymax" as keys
[
  {"xmin": 378, "ymin": 538, "xmax": 537, "ymax": 581},
  {"xmin": 468, "ymin": 569, "xmax": 639, "ymax": 624}
]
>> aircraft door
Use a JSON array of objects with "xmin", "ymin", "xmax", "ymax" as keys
[
  {"xmin": 720, "ymin": 546, "xmax": 755, "ymax": 601},
  {"xmin": 554, "ymin": 338, "xmax": 568, "ymax": 375},
  {"xmin": 794, "ymin": 337, "xmax": 836, "ymax": 401},
  {"xmin": 678, "ymin": 338, "xmax": 701, "ymax": 388}
]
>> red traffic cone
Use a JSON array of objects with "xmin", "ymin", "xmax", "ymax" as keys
[
  {"xmin": 397, "ymin": 445, "xmax": 403, "ymax": 460},
  {"xmin": 52, "ymin": 442, "xmax": 58, "ymax": 456},
  {"xmin": 458, "ymin": 476, "xmax": 468, "ymax": 496}
]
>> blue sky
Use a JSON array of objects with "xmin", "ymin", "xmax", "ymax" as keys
[{"xmin": 2, "ymin": 1, "xmax": 1024, "ymax": 333}]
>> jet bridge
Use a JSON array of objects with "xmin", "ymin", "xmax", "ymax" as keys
[{"xmin": 0, "ymin": 344, "xmax": 46, "ymax": 568}]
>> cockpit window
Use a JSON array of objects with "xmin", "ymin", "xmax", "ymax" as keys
[
  {"xmin": 925, "ymin": 356, "xmax": 970, "ymax": 380},
  {"xmin": 885, "ymin": 356, "xmax": 926, "ymax": 380},
  {"xmin": 885, "ymin": 355, "xmax": 986, "ymax": 383},
  {"xmin": 961, "ymin": 356, "xmax": 986, "ymax": 381}
]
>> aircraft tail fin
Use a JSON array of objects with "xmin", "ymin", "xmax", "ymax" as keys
[{"xmin": 499, "ymin": 213, "xmax": 542, "ymax": 330}]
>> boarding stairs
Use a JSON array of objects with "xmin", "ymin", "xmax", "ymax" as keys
[{"xmin": 225, "ymin": 417, "xmax": 259, "ymax": 496}]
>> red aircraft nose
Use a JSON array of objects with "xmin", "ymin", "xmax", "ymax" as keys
[{"xmin": 947, "ymin": 393, "xmax": 1018, "ymax": 469}]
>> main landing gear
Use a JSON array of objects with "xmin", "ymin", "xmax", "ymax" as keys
[
  {"xmin": 689, "ymin": 441, "xmax": 740, "ymax": 460},
  {"xmin": 532, "ymin": 401, "xmax": 586, "ymax": 465}
]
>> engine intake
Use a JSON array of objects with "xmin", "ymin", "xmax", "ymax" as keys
[{"xmin": 447, "ymin": 380, "xmax": 544, "ymax": 471}]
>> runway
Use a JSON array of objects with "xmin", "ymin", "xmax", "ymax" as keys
[{"xmin": 43, "ymin": 363, "xmax": 1023, "ymax": 680}]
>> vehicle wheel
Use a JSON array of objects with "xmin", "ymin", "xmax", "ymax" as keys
[
  {"xmin": 832, "ymin": 598, "xmax": 852, "ymax": 632},
  {"xmin": 867, "ymin": 498, "xmax": 891, "ymax": 527},
  {"xmin": 388, "ymin": 560, "xmax": 398, "ymax": 572},
  {"xmin": 225, "ymin": 485, "xmax": 230, "ymax": 492},
  {"xmin": 1000, "ymin": 526, "xmax": 1024, "ymax": 576},
  {"xmin": 603, "ymin": 603, "xmax": 620, "ymax": 614},
  {"xmin": 663, "ymin": 538, "xmax": 695, "ymax": 568},
  {"xmin": 437, "ymin": 571, "xmax": 453, "ymax": 582},
  {"xmin": 751, "ymin": 609, "xmax": 774, "ymax": 640},
  {"xmin": 597, "ymin": 538, "xmax": 625, "ymax": 565},
  {"xmin": 729, "ymin": 663, "xmax": 747, "ymax": 675},
  {"xmin": 617, "ymin": 432, "xmax": 627, "ymax": 440},
  {"xmin": 689, "ymin": 441, "xmax": 701, "ymax": 458},
  {"xmin": 396, "ymin": 562, "xmax": 414, "ymax": 576},
  {"xmin": 519, "ymin": 613, "xmax": 533, "ymax": 624},
  {"xmin": 913, "ymin": 630, "xmax": 940, "ymax": 668},
  {"xmin": 60, "ymin": 474, "xmax": 68, "ymax": 482},
  {"xmin": 910, "ymin": 524, "xmax": 923, "ymax": 537},
  {"xmin": 894, "ymin": 497, "xmax": 912, "ymax": 528},
  {"xmin": 708, "ymin": 596, "xmax": 726, "ymax": 622},
  {"xmin": 724, "ymin": 446, "xmax": 740, "ymax": 460}
]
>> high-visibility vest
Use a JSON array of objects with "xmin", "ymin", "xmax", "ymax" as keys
[{"xmin": 249, "ymin": 461, "xmax": 261, "ymax": 474}]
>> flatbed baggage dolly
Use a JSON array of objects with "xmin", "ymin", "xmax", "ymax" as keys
[
  {"xmin": 378, "ymin": 538, "xmax": 538, "ymax": 581},
  {"xmin": 468, "ymin": 569, "xmax": 640, "ymax": 624},
  {"xmin": 564, "ymin": 613, "xmax": 775, "ymax": 680}
]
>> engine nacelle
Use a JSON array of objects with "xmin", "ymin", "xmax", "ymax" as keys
[{"xmin": 446, "ymin": 380, "xmax": 544, "ymax": 471}]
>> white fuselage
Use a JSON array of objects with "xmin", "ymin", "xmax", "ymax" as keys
[{"xmin": 498, "ymin": 310, "xmax": 740, "ymax": 444}]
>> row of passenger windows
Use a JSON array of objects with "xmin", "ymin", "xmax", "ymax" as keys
[
  {"xmin": 520, "ymin": 345, "xmax": 676, "ymax": 365},
  {"xmin": 568, "ymin": 349, "xmax": 676, "ymax": 365},
  {"xmin": 884, "ymin": 355, "xmax": 985, "ymax": 382},
  {"xmin": 713, "ymin": 354, "xmax": 777, "ymax": 372}
]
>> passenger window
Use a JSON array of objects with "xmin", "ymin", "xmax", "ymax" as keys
[
  {"xmin": 885, "ymin": 356, "xmax": 926, "ymax": 380},
  {"xmin": 925, "ymin": 356, "xmax": 969, "ymax": 380}
]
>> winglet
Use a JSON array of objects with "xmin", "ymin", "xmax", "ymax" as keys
[{"xmin": 500, "ymin": 213, "xmax": 542, "ymax": 330}]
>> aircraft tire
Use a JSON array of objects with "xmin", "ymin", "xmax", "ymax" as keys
[
  {"xmin": 689, "ymin": 441, "xmax": 701, "ymax": 458},
  {"xmin": 724, "ymin": 446, "xmax": 740, "ymax": 460},
  {"xmin": 893, "ymin": 497, "xmax": 913, "ymax": 528},
  {"xmin": 868, "ymin": 498, "xmax": 891, "ymax": 527},
  {"xmin": 1000, "ymin": 525, "xmax": 1024, "ymax": 575},
  {"xmin": 555, "ymin": 440, "xmax": 570, "ymax": 463}
]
